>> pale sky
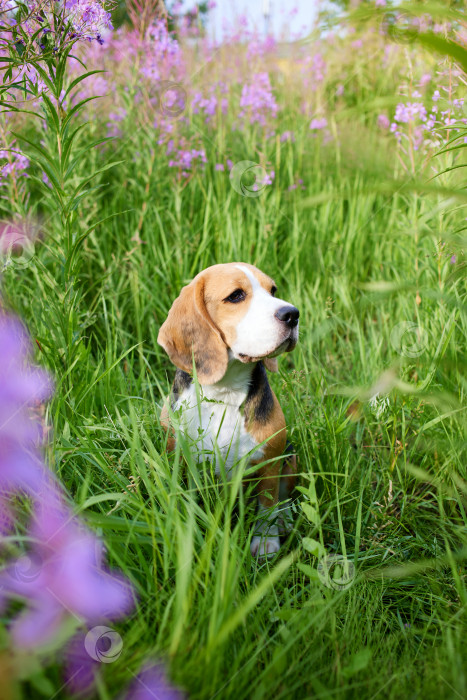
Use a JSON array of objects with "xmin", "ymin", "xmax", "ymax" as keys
[{"xmin": 178, "ymin": 1, "xmax": 321, "ymax": 41}]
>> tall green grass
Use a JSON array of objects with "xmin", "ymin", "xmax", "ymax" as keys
[{"xmin": 1, "ymin": 13, "xmax": 466, "ymax": 699}]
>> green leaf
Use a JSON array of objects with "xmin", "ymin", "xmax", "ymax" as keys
[
  {"xmin": 301, "ymin": 502, "xmax": 320, "ymax": 526},
  {"xmin": 64, "ymin": 209, "xmax": 132, "ymax": 276},
  {"xmin": 11, "ymin": 131, "xmax": 61, "ymax": 175},
  {"xmin": 302, "ymin": 538, "xmax": 325, "ymax": 558},
  {"xmin": 342, "ymin": 648, "xmax": 372, "ymax": 678},
  {"xmin": 63, "ymin": 136, "xmax": 113, "ymax": 179},
  {"xmin": 297, "ymin": 562, "xmax": 320, "ymax": 580},
  {"xmin": 64, "ymin": 69, "xmax": 107, "ymax": 100},
  {"xmin": 65, "ymin": 160, "xmax": 125, "ymax": 216},
  {"xmin": 60, "ymin": 95, "xmax": 102, "ymax": 132},
  {"xmin": 41, "ymin": 93, "xmax": 61, "ymax": 133},
  {"xmin": 411, "ymin": 31, "xmax": 467, "ymax": 74}
]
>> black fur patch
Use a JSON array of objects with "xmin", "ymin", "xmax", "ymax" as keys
[
  {"xmin": 171, "ymin": 369, "xmax": 192, "ymax": 407},
  {"xmin": 244, "ymin": 361, "xmax": 274, "ymax": 426}
]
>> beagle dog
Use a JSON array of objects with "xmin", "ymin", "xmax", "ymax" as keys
[{"xmin": 157, "ymin": 263, "xmax": 299, "ymax": 557}]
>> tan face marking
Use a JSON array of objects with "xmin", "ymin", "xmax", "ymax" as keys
[
  {"xmin": 202, "ymin": 263, "xmax": 281, "ymax": 354},
  {"xmin": 158, "ymin": 262, "xmax": 298, "ymax": 384}
]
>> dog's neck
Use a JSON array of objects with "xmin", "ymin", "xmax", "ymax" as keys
[{"xmin": 201, "ymin": 355, "xmax": 256, "ymax": 407}]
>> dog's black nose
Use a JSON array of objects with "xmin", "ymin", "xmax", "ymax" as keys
[{"xmin": 275, "ymin": 306, "xmax": 299, "ymax": 328}]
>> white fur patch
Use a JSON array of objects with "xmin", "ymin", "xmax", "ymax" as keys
[
  {"xmin": 250, "ymin": 502, "xmax": 280, "ymax": 557},
  {"xmin": 172, "ymin": 361, "xmax": 263, "ymax": 475},
  {"xmin": 230, "ymin": 265, "xmax": 295, "ymax": 360}
]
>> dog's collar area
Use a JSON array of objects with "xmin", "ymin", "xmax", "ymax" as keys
[{"xmin": 181, "ymin": 357, "xmax": 255, "ymax": 408}]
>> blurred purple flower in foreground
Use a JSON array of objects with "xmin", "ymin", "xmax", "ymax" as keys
[
  {"xmin": 0, "ymin": 317, "xmax": 51, "ymax": 496},
  {"xmin": 124, "ymin": 663, "xmax": 185, "ymax": 700},
  {"xmin": 0, "ymin": 314, "xmax": 133, "ymax": 653}
]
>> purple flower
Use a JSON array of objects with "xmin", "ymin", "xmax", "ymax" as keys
[
  {"xmin": 192, "ymin": 82, "xmax": 228, "ymax": 124},
  {"xmin": 168, "ymin": 145, "xmax": 207, "ymax": 172},
  {"xmin": 260, "ymin": 170, "xmax": 274, "ymax": 186},
  {"xmin": 280, "ymin": 131, "xmax": 295, "ymax": 143},
  {"xmin": 238, "ymin": 72, "xmax": 278, "ymax": 129},
  {"xmin": 65, "ymin": 0, "xmax": 113, "ymax": 43},
  {"xmin": 309, "ymin": 117, "xmax": 327, "ymax": 130},
  {"xmin": 214, "ymin": 163, "xmax": 224, "ymax": 171},
  {"xmin": 0, "ymin": 314, "xmax": 134, "ymax": 654},
  {"xmin": 450, "ymin": 255, "xmax": 457, "ymax": 264},
  {"xmin": 394, "ymin": 102, "xmax": 427, "ymax": 124},
  {"xmin": 63, "ymin": 632, "xmax": 100, "ymax": 696},
  {"xmin": 140, "ymin": 20, "xmax": 184, "ymax": 83},
  {"xmin": 0, "ymin": 150, "xmax": 29, "ymax": 185},
  {"xmin": 124, "ymin": 664, "xmax": 185, "ymax": 700},
  {"xmin": 377, "ymin": 114, "xmax": 390, "ymax": 129},
  {"xmin": 0, "ymin": 316, "xmax": 51, "ymax": 455},
  {"xmin": 419, "ymin": 73, "xmax": 431, "ymax": 87}
]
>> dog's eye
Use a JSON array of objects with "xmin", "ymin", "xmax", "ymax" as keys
[
  {"xmin": 224, "ymin": 289, "xmax": 246, "ymax": 303},
  {"xmin": 271, "ymin": 286, "xmax": 277, "ymax": 297}
]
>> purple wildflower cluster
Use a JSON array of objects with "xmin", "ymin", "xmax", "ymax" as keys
[
  {"xmin": 167, "ymin": 141, "xmax": 207, "ymax": 178},
  {"xmin": 125, "ymin": 664, "xmax": 185, "ymax": 700},
  {"xmin": 309, "ymin": 117, "xmax": 327, "ymax": 131},
  {"xmin": 140, "ymin": 19, "xmax": 185, "ymax": 83},
  {"xmin": 192, "ymin": 81, "xmax": 229, "ymax": 124},
  {"xmin": 0, "ymin": 315, "xmax": 134, "ymax": 680},
  {"xmin": 65, "ymin": 0, "xmax": 113, "ymax": 44},
  {"xmin": 238, "ymin": 72, "xmax": 278, "ymax": 129},
  {"xmin": 0, "ymin": 0, "xmax": 113, "ymax": 49},
  {"xmin": 0, "ymin": 147, "xmax": 29, "ymax": 185},
  {"xmin": 301, "ymin": 52, "xmax": 327, "ymax": 90},
  {"xmin": 388, "ymin": 86, "xmax": 467, "ymax": 154}
]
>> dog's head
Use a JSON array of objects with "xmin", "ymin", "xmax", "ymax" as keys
[{"xmin": 158, "ymin": 263, "xmax": 299, "ymax": 384}]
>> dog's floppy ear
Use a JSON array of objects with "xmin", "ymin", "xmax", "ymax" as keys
[
  {"xmin": 158, "ymin": 275, "xmax": 228, "ymax": 385},
  {"xmin": 263, "ymin": 358, "xmax": 278, "ymax": 372}
]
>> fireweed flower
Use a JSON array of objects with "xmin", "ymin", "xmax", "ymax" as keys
[
  {"xmin": 192, "ymin": 82, "xmax": 228, "ymax": 124},
  {"xmin": 0, "ymin": 149, "xmax": 29, "ymax": 185},
  {"xmin": 0, "ymin": 314, "xmax": 133, "ymax": 653},
  {"xmin": 140, "ymin": 19, "xmax": 185, "ymax": 83},
  {"xmin": 167, "ymin": 145, "xmax": 207, "ymax": 175},
  {"xmin": 377, "ymin": 114, "xmax": 390, "ymax": 129},
  {"xmin": 124, "ymin": 663, "xmax": 185, "ymax": 700},
  {"xmin": 309, "ymin": 117, "xmax": 327, "ymax": 130},
  {"xmin": 390, "ymin": 91, "xmax": 467, "ymax": 154},
  {"xmin": 1, "ymin": 0, "xmax": 113, "ymax": 48},
  {"xmin": 280, "ymin": 131, "xmax": 295, "ymax": 142},
  {"xmin": 64, "ymin": 0, "xmax": 113, "ymax": 43},
  {"xmin": 238, "ymin": 72, "xmax": 278, "ymax": 129}
]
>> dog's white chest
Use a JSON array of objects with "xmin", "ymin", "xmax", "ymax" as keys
[{"xmin": 173, "ymin": 380, "xmax": 263, "ymax": 473}]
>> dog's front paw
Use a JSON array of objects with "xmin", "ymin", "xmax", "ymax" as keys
[{"xmin": 250, "ymin": 535, "xmax": 281, "ymax": 558}]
